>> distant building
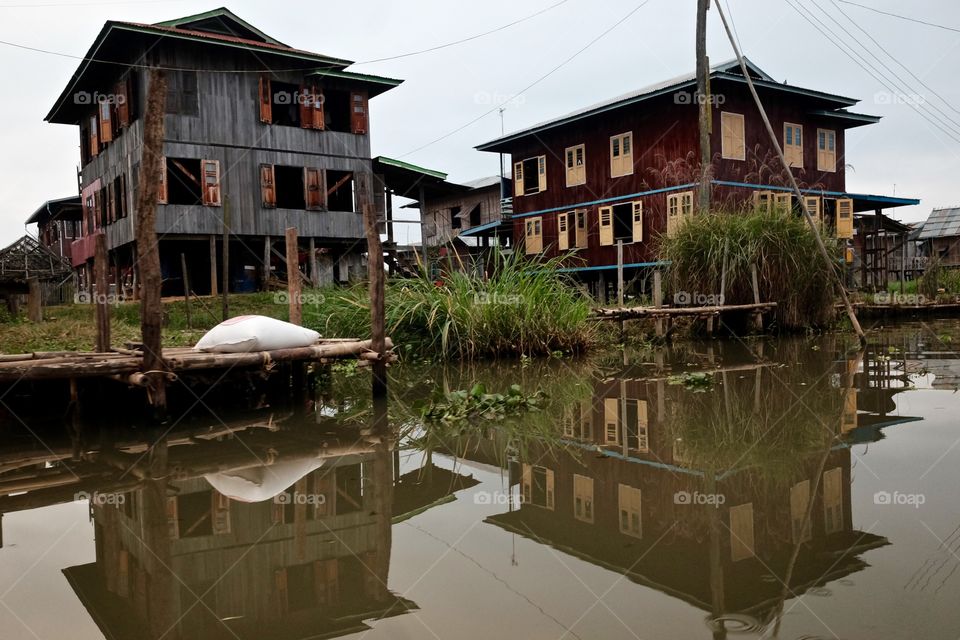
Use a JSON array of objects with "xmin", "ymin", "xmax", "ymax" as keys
[
  {"xmin": 25, "ymin": 196, "xmax": 83, "ymax": 262},
  {"xmin": 44, "ymin": 8, "xmax": 402, "ymax": 296},
  {"xmin": 919, "ymin": 206, "xmax": 960, "ymax": 267},
  {"xmin": 476, "ymin": 59, "xmax": 918, "ymax": 295}
]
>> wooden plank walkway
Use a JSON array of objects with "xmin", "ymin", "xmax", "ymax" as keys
[
  {"xmin": 594, "ymin": 302, "xmax": 777, "ymax": 339},
  {"xmin": 0, "ymin": 338, "xmax": 394, "ymax": 382}
]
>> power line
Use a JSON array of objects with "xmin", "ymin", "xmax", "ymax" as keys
[
  {"xmin": 783, "ymin": 0, "xmax": 960, "ymax": 147},
  {"xmin": 398, "ymin": 0, "xmax": 656, "ymax": 158},
  {"xmin": 0, "ymin": 0, "xmax": 571, "ymax": 73},
  {"xmin": 835, "ymin": 0, "xmax": 960, "ymax": 34}
]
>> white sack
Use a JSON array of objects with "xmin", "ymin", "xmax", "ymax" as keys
[{"xmin": 194, "ymin": 314, "xmax": 319, "ymax": 353}]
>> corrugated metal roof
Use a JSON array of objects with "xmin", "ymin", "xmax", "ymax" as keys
[
  {"xmin": 460, "ymin": 176, "xmax": 502, "ymax": 190},
  {"xmin": 919, "ymin": 207, "xmax": 960, "ymax": 239},
  {"xmin": 476, "ymin": 58, "xmax": 863, "ymax": 151}
]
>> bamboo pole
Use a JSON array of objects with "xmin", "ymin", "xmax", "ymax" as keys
[
  {"xmin": 714, "ymin": 2, "xmax": 867, "ymax": 346},
  {"xmin": 221, "ymin": 196, "xmax": 230, "ymax": 321},
  {"xmin": 363, "ymin": 202, "xmax": 387, "ymax": 400},
  {"xmin": 285, "ymin": 227, "xmax": 302, "ymax": 325},
  {"xmin": 135, "ymin": 68, "xmax": 168, "ymax": 411},
  {"xmin": 696, "ymin": 0, "xmax": 711, "ymax": 211},
  {"xmin": 209, "ymin": 234, "xmax": 218, "ymax": 297}
]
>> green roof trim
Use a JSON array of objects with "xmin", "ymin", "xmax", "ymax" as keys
[
  {"xmin": 153, "ymin": 7, "xmax": 286, "ymax": 46},
  {"xmin": 374, "ymin": 156, "xmax": 447, "ymax": 180},
  {"xmin": 308, "ymin": 68, "xmax": 404, "ymax": 87}
]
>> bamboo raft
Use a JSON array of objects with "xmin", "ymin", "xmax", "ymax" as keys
[
  {"xmin": 594, "ymin": 302, "xmax": 777, "ymax": 339},
  {"xmin": 0, "ymin": 338, "xmax": 394, "ymax": 383}
]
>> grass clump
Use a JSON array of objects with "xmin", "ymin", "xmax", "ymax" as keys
[
  {"xmin": 305, "ymin": 250, "xmax": 596, "ymax": 360},
  {"xmin": 660, "ymin": 208, "xmax": 841, "ymax": 329}
]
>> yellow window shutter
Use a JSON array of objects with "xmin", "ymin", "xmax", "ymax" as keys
[
  {"xmin": 521, "ymin": 464, "xmax": 532, "ymax": 503},
  {"xmin": 790, "ymin": 480, "xmax": 812, "ymax": 543},
  {"xmin": 558, "ymin": 212, "xmax": 569, "ymax": 251},
  {"xmin": 774, "ymin": 192, "xmax": 792, "ymax": 212},
  {"xmin": 545, "ymin": 469, "xmax": 555, "ymax": 510},
  {"xmin": 632, "ymin": 201, "xmax": 643, "ymax": 243},
  {"xmin": 836, "ymin": 198, "xmax": 854, "ymax": 238},
  {"xmin": 599, "ymin": 207, "xmax": 614, "ymax": 246},
  {"xmin": 729, "ymin": 503, "xmax": 756, "ymax": 561},
  {"xmin": 537, "ymin": 155, "xmax": 547, "ymax": 192},
  {"xmin": 667, "ymin": 195, "xmax": 679, "ymax": 237},
  {"xmin": 803, "ymin": 196, "xmax": 822, "ymax": 225},
  {"xmin": 514, "ymin": 161, "xmax": 523, "ymax": 197},
  {"xmin": 604, "ymin": 397, "xmax": 619, "ymax": 442},
  {"xmin": 575, "ymin": 209, "xmax": 588, "ymax": 248}
]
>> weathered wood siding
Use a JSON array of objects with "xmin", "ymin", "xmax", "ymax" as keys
[{"xmin": 424, "ymin": 184, "xmax": 502, "ymax": 246}]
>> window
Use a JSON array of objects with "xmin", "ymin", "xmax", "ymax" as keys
[
  {"xmin": 350, "ymin": 91, "xmax": 369, "ymax": 134},
  {"xmin": 164, "ymin": 157, "xmax": 203, "ymax": 205},
  {"xmin": 450, "ymin": 206, "xmax": 462, "ymax": 230},
  {"xmin": 774, "ymin": 192, "xmax": 793, "ymax": 212},
  {"xmin": 166, "ymin": 71, "xmax": 199, "ymax": 116},
  {"xmin": 618, "ymin": 484, "xmax": 642, "ymax": 538},
  {"xmin": 522, "ymin": 464, "xmax": 554, "ymax": 510},
  {"xmin": 610, "ymin": 132, "xmax": 633, "ymax": 177},
  {"xmin": 603, "ymin": 397, "xmax": 619, "ymax": 444},
  {"xmin": 514, "ymin": 156, "xmax": 547, "ymax": 197},
  {"xmin": 817, "ymin": 128, "xmax": 836, "ymax": 172},
  {"xmin": 574, "ymin": 209, "xmax": 588, "ymax": 248},
  {"xmin": 803, "ymin": 196, "xmax": 822, "ymax": 225},
  {"xmin": 624, "ymin": 399, "xmax": 648, "ymax": 452},
  {"xmin": 326, "ymin": 170, "xmax": 356, "ymax": 212},
  {"xmin": 573, "ymin": 474, "xmax": 594, "ymax": 523},
  {"xmin": 729, "ymin": 502, "xmax": 756, "ymax": 561},
  {"xmin": 784, "ymin": 123, "xmax": 803, "ymax": 167},
  {"xmin": 666, "ymin": 191, "xmax": 694, "ymax": 237},
  {"xmin": 823, "ymin": 467, "xmax": 844, "ymax": 534},
  {"xmin": 524, "ymin": 216, "xmax": 543, "ymax": 254},
  {"xmin": 598, "ymin": 201, "xmax": 642, "ymax": 246},
  {"xmin": 557, "ymin": 212, "xmax": 569, "ymax": 251},
  {"xmin": 721, "ymin": 112, "xmax": 745, "ymax": 160},
  {"xmin": 835, "ymin": 197, "xmax": 854, "ymax": 238},
  {"xmin": 274, "ymin": 165, "xmax": 306, "ymax": 209},
  {"xmin": 202, "ymin": 160, "xmax": 221, "ymax": 206},
  {"xmin": 565, "ymin": 144, "xmax": 586, "ymax": 186},
  {"xmin": 790, "ymin": 480, "xmax": 812, "ymax": 543}
]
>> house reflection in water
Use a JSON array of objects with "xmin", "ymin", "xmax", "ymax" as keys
[
  {"xmin": 483, "ymin": 354, "xmax": 907, "ymax": 629},
  {"xmin": 0, "ymin": 416, "xmax": 474, "ymax": 640}
]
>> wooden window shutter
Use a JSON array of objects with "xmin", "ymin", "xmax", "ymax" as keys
[
  {"xmin": 513, "ymin": 162, "xmax": 523, "ymax": 197},
  {"xmin": 818, "ymin": 129, "xmax": 836, "ymax": 172},
  {"xmin": 212, "ymin": 491, "xmax": 231, "ymax": 535},
  {"xmin": 575, "ymin": 209, "xmax": 587, "ymax": 248},
  {"xmin": 524, "ymin": 217, "xmax": 542, "ymax": 254},
  {"xmin": 604, "ymin": 397, "xmax": 619, "ymax": 442},
  {"xmin": 599, "ymin": 207, "xmax": 614, "ymax": 246},
  {"xmin": 260, "ymin": 164, "xmax": 277, "ymax": 208},
  {"xmin": 271, "ymin": 500, "xmax": 285, "ymax": 525},
  {"xmin": 274, "ymin": 568, "xmax": 289, "ymax": 614},
  {"xmin": 632, "ymin": 201, "xmax": 643, "ymax": 243},
  {"xmin": 537, "ymin": 155, "xmax": 547, "ymax": 192},
  {"xmin": 258, "ymin": 75, "xmax": 272, "ymax": 123},
  {"xmin": 667, "ymin": 194, "xmax": 680, "ymax": 237},
  {"xmin": 774, "ymin": 192, "xmax": 792, "ymax": 212},
  {"xmin": 545, "ymin": 469, "xmax": 555, "ymax": 510},
  {"xmin": 789, "ymin": 480, "xmax": 812, "ymax": 543},
  {"xmin": 166, "ymin": 497, "xmax": 179, "ymax": 539},
  {"xmin": 721, "ymin": 112, "xmax": 744, "ymax": 160},
  {"xmin": 98, "ymin": 100, "xmax": 113, "ymax": 144},
  {"xmin": 115, "ymin": 79, "xmax": 131, "ymax": 128},
  {"xmin": 557, "ymin": 212, "xmax": 569, "ymax": 251},
  {"xmin": 105, "ymin": 187, "xmax": 115, "ymax": 224},
  {"xmin": 803, "ymin": 196, "xmax": 822, "ymax": 225},
  {"xmin": 157, "ymin": 157, "xmax": 167, "ymax": 204},
  {"xmin": 89, "ymin": 114, "xmax": 99, "ymax": 157},
  {"xmin": 823, "ymin": 467, "xmax": 844, "ymax": 533},
  {"xmin": 836, "ymin": 198, "xmax": 854, "ymax": 238},
  {"xmin": 305, "ymin": 168, "xmax": 323, "ymax": 210},
  {"xmin": 201, "ymin": 159, "xmax": 221, "ymax": 206},
  {"xmin": 350, "ymin": 91, "xmax": 368, "ymax": 134},
  {"xmin": 521, "ymin": 464, "xmax": 532, "ymax": 504},
  {"xmin": 299, "ymin": 83, "xmax": 312, "ymax": 129},
  {"xmin": 729, "ymin": 503, "xmax": 756, "ymax": 561},
  {"xmin": 119, "ymin": 174, "xmax": 127, "ymax": 218},
  {"xmin": 313, "ymin": 88, "xmax": 325, "ymax": 130}
]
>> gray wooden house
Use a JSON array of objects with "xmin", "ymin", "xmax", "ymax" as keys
[{"xmin": 45, "ymin": 7, "xmax": 402, "ymax": 296}]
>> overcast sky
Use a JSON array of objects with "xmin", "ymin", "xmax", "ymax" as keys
[{"xmin": 1, "ymin": 0, "xmax": 958, "ymax": 245}]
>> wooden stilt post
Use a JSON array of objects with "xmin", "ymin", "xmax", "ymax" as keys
[
  {"xmin": 208, "ymin": 234, "xmax": 218, "ymax": 297},
  {"xmin": 308, "ymin": 237, "xmax": 318, "ymax": 288},
  {"xmin": 94, "ymin": 234, "xmax": 110, "ymax": 351},
  {"xmin": 616, "ymin": 240, "xmax": 624, "ymax": 307},
  {"xmin": 221, "ymin": 197, "xmax": 230, "ymax": 321},
  {"xmin": 285, "ymin": 228, "xmax": 302, "ymax": 326},
  {"xmin": 696, "ymin": 0, "xmax": 712, "ymax": 212},
  {"xmin": 750, "ymin": 263, "xmax": 763, "ymax": 332},
  {"xmin": 135, "ymin": 68, "xmax": 168, "ymax": 413},
  {"xmin": 262, "ymin": 235, "xmax": 271, "ymax": 289},
  {"xmin": 653, "ymin": 270, "xmax": 664, "ymax": 338},
  {"xmin": 27, "ymin": 278, "xmax": 42, "ymax": 323},
  {"xmin": 180, "ymin": 253, "xmax": 191, "ymax": 329},
  {"xmin": 363, "ymin": 203, "xmax": 387, "ymax": 399}
]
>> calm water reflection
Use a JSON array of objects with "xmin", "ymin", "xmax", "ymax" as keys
[{"xmin": 1, "ymin": 321, "xmax": 959, "ymax": 639}]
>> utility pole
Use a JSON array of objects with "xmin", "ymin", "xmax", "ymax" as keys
[{"xmin": 696, "ymin": 0, "xmax": 712, "ymax": 212}]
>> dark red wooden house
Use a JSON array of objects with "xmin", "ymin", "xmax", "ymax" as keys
[{"xmin": 476, "ymin": 59, "xmax": 918, "ymax": 294}]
